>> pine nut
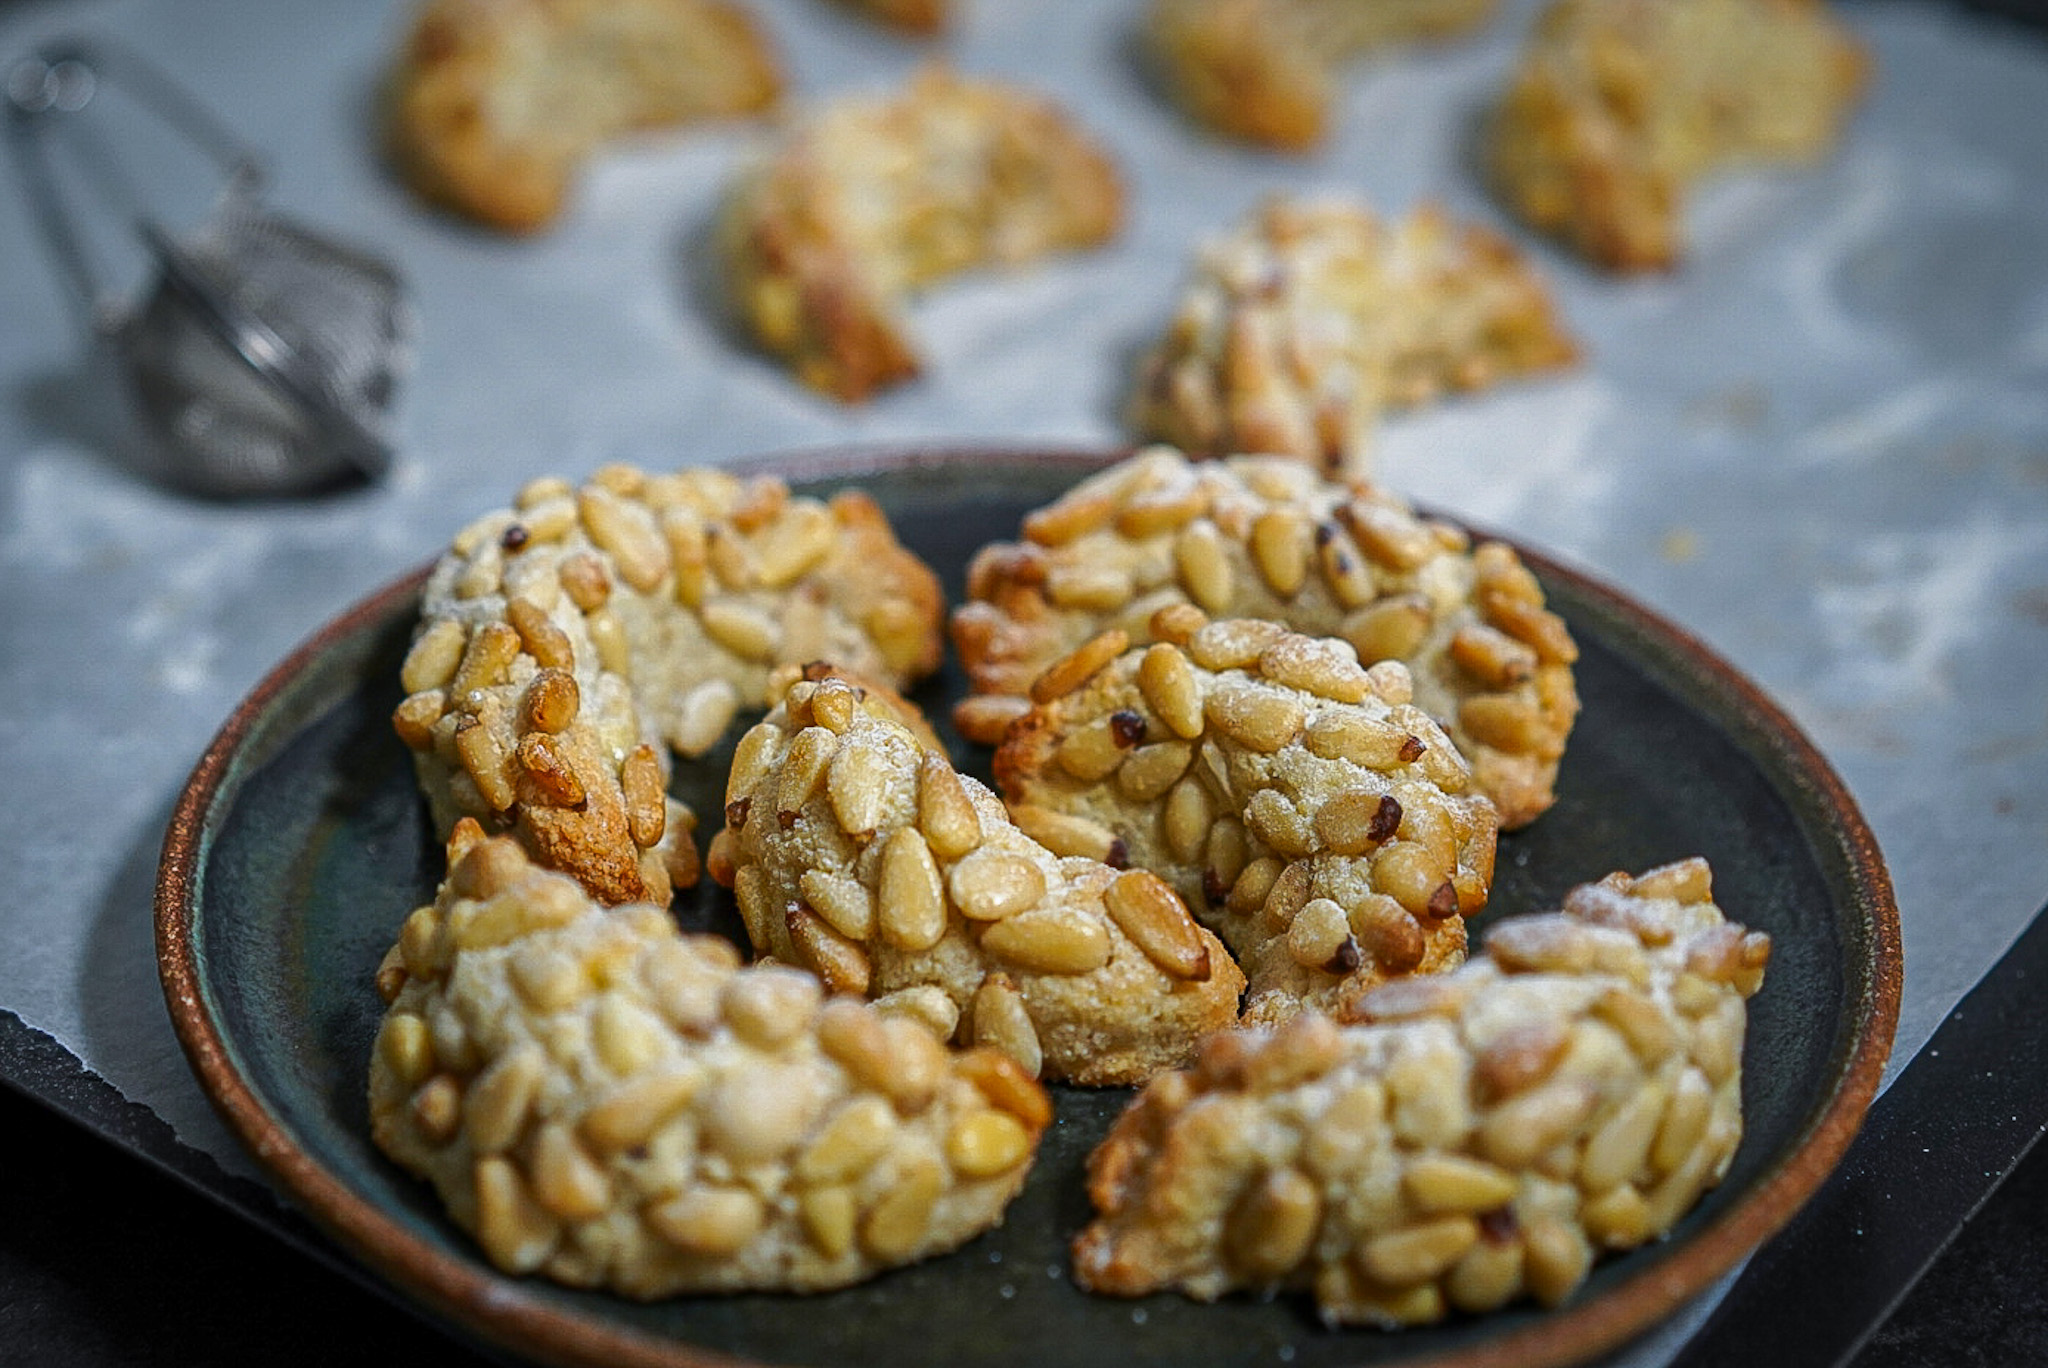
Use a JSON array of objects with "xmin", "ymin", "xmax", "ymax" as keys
[
  {"xmin": 949, "ymin": 849, "xmax": 1048, "ymax": 922},
  {"xmin": 1225, "ymin": 1168, "xmax": 1322, "ymax": 1281},
  {"xmin": 530, "ymin": 1122, "xmax": 612, "ymax": 1221},
  {"xmin": 1343, "ymin": 502, "xmax": 1436, "ymax": 571},
  {"xmin": 871, "ymin": 986, "xmax": 960, "ymax": 1041},
  {"xmin": 981, "ymin": 909, "xmax": 1112, "ymax": 975},
  {"xmin": 1246, "ymin": 789, "xmax": 1313, "ymax": 858},
  {"xmin": 515, "ymin": 732, "xmax": 584, "ymax": 807},
  {"xmin": 586, "ymin": 608, "xmax": 630, "ymax": 675},
  {"xmin": 1250, "ymin": 508, "xmax": 1314, "ymax": 598},
  {"xmin": 1521, "ymin": 1215, "xmax": 1591, "ymax": 1306},
  {"xmin": 786, "ymin": 908, "xmax": 873, "ymax": 995},
  {"xmin": 752, "ymin": 502, "xmax": 834, "ymax": 587},
  {"xmin": 1163, "ymin": 776, "xmax": 1213, "ymax": 863},
  {"xmin": 796, "ymin": 1095, "xmax": 898, "ymax": 1184},
  {"xmin": 1480, "ymin": 1080, "xmax": 1600, "ymax": 1168},
  {"xmin": 877, "ymin": 827, "xmax": 947, "ymax": 951},
  {"xmin": 917, "ymin": 753, "xmax": 984, "ymax": 858},
  {"xmin": 1188, "ymin": 618, "xmax": 1288, "ymax": 672},
  {"xmin": 647, "ymin": 1187, "xmax": 764, "ymax": 1256},
  {"xmin": 1023, "ymin": 490, "xmax": 1115, "ymax": 546},
  {"xmin": 402, "ymin": 619, "xmax": 468, "ymax": 694},
  {"xmin": 777, "ymin": 725, "xmax": 840, "ymax": 820},
  {"xmin": 1105, "ymin": 870, "xmax": 1210, "ymax": 980},
  {"xmin": 474, "ymin": 1156, "xmax": 560, "ymax": 1273},
  {"xmin": 969, "ymin": 974, "xmax": 1044, "ymax": 1077},
  {"xmin": 1446, "ymin": 1237, "xmax": 1526, "ymax": 1314},
  {"xmin": 947, "ymin": 1111, "xmax": 1033, "ymax": 1179},
  {"xmin": 1286, "ymin": 897, "xmax": 1353, "ymax": 971},
  {"xmin": 827, "ymin": 740, "xmax": 897, "ymax": 836},
  {"xmin": 1341, "ymin": 596, "xmax": 1433, "ymax": 665},
  {"xmin": 1403, "ymin": 1155, "xmax": 1518, "ymax": 1214},
  {"xmin": 557, "ymin": 551, "xmax": 611, "ymax": 611},
  {"xmin": 1173, "ymin": 520, "xmax": 1236, "ymax": 613},
  {"xmin": 1136, "ymin": 644, "xmax": 1204, "ymax": 739},
  {"xmin": 392, "ymin": 690, "xmax": 445, "ymax": 751},
  {"xmin": 1473, "ymin": 1020, "xmax": 1571, "ymax": 1100},
  {"xmin": 1206, "ymin": 681, "xmax": 1304, "ymax": 752},
  {"xmin": 411, "ymin": 1075, "xmax": 463, "ymax": 1144},
  {"xmin": 720, "ymin": 965, "xmax": 822, "ymax": 1049},
  {"xmin": 1357, "ymin": 1216, "xmax": 1480, "ymax": 1287},
  {"xmin": 377, "ymin": 1012, "xmax": 434, "ymax": 1087},
  {"xmin": 700, "ymin": 601, "xmax": 781, "ymax": 663},
  {"xmin": 1057, "ymin": 719, "xmax": 1129, "ymax": 782},
  {"xmin": 799, "ymin": 869, "xmax": 875, "ymax": 940},
  {"xmin": 1258, "ymin": 635, "xmax": 1370, "ymax": 702},
  {"xmin": 1030, "ymin": 629, "xmax": 1129, "ymax": 703},
  {"xmin": 800, "ymin": 1185, "xmax": 857, "ymax": 1259},
  {"xmin": 581, "ymin": 1067, "xmax": 704, "ymax": 1152},
  {"xmin": 861, "ymin": 1157, "xmax": 944, "ymax": 1261},
  {"xmin": 671, "ymin": 679, "xmax": 740, "ymax": 757},
  {"xmin": 702, "ymin": 1066, "xmax": 816, "ymax": 1162},
  {"xmin": 1047, "ymin": 564, "xmax": 1136, "ymax": 611},
  {"xmin": 706, "ymin": 525, "xmax": 760, "ymax": 591},
  {"xmin": 456, "ymin": 719, "xmax": 516, "ymax": 811},
  {"xmin": 1314, "ymin": 790, "xmax": 1401, "ymax": 855},
  {"xmin": 1008, "ymin": 805, "xmax": 1118, "ymax": 863},
  {"xmin": 955, "ymin": 1047, "xmax": 1054, "ymax": 1130}
]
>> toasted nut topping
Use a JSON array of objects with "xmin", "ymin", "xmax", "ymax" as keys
[
  {"xmin": 1105, "ymin": 870, "xmax": 1211, "ymax": 981},
  {"xmin": 1031, "ymin": 628, "xmax": 1130, "ymax": 703},
  {"xmin": 1226, "ymin": 1168, "xmax": 1322, "ymax": 1281},
  {"xmin": 946, "ymin": 1110, "xmax": 1034, "ymax": 1178},
  {"xmin": 949, "ymin": 849, "xmax": 1048, "ymax": 922},
  {"xmin": 402, "ymin": 619, "xmax": 468, "ymax": 694},
  {"xmin": 877, "ymin": 827, "xmax": 947, "ymax": 951},
  {"xmin": 647, "ymin": 1187, "xmax": 765, "ymax": 1257},
  {"xmin": 981, "ymin": 909, "xmax": 1113, "ymax": 975},
  {"xmin": 860, "ymin": 1158, "xmax": 945, "ymax": 1261}
]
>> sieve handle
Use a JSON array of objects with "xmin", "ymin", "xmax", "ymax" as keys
[{"xmin": 5, "ymin": 38, "xmax": 267, "ymax": 328}]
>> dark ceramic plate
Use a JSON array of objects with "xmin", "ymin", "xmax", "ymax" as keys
[{"xmin": 158, "ymin": 448, "xmax": 1899, "ymax": 1368}]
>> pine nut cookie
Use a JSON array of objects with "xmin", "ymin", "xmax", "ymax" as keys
[
  {"xmin": 950, "ymin": 449, "xmax": 1579, "ymax": 829},
  {"xmin": 370, "ymin": 822, "xmax": 1049, "ymax": 1294},
  {"xmin": 1146, "ymin": 0, "xmax": 1497, "ymax": 150},
  {"xmin": 708, "ymin": 670, "xmax": 1247, "ymax": 1086},
  {"xmin": 387, "ymin": 0, "xmax": 782, "ymax": 233},
  {"xmin": 1132, "ymin": 198, "xmax": 1579, "ymax": 475},
  {"xmin": 393, "ymin": 462, "xmax": 944, "ymax": 907},
  {"xmin": 720, "ymin": 66, "xmax": 1123, "ymax": 401},
  {"xmin": 1485, "ymin": 0, "xmax": 1869, "ymax": 271},
  {"xmin": 1073, "ymin": 858, "xmax": 1768, "ymax": 1326},
  {"xmin": 996, "ymin": 615, "xmax": 1496, "ymax": 1028}
]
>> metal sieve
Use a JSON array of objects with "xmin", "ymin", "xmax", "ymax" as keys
[{"xmin": 6, "ymin": 39, "xmax": 412, "ymax": 498}]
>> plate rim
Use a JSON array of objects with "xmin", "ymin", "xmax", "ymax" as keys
[{"xmin": 156, "ymin": 442, "xmax": 1901, "ymax": 1368}]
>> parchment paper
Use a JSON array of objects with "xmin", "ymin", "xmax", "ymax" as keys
[{"xmin": 2, "ymin": 0, "xmax": 2045, "ymax": 1361}]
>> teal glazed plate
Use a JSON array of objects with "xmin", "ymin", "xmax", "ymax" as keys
[{"xmin": 157, "ymin": 447, "xmax": 1900, "ymax": 1368}]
